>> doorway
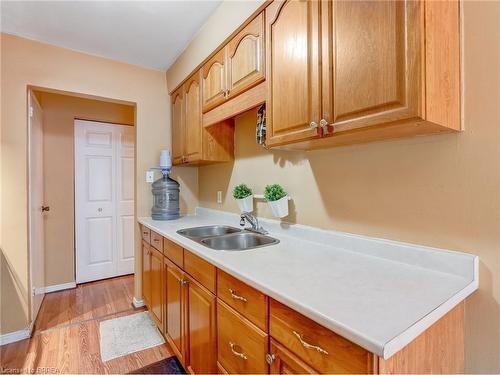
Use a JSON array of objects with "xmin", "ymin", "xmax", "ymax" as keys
[{"xmin": 74, "ymin": 120, "xmax": 135, "ymax": 283}]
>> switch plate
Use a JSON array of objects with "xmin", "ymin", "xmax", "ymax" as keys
[
  {"xmin": 217, "ymin": 191, "xmax": 222, "ymax": 204},
  {"xmin": 146, "ymin": 170, "xmax": 155, "ymax": 183}
]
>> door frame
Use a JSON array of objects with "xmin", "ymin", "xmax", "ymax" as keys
[
  {"xmin": 27, "ymin": 89, "xmax": 45, "ymax": 326},
  {"xmin": 74, "ymin": 119, "xmax": 136, "ymax": 283}
]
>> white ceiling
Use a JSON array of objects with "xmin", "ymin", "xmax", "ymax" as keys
[{"xmin": 0, "ymin": 1, "xmax": 222, "ymax": 70}]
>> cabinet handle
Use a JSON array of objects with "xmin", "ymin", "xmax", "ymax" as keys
[
  {"xmin": 266, "ymin": 353, "xmax": 276, "ymax": 365},
  {"xmin": 181, "ymin": 279, "xmax": 189, "ymax": 286},
  {"xmin": 309, "ymin": 121, "xmax": 318, "ymax": 129},
  {"xmin": 41, "ymin": 206, "xmax": 50, "ymax": 212},
  {"xmin": 229, "ymin": 342, "xmax": 248, "ymax": 360},
  {"xmin": 292, "ymin": 331, "xmax": 329, "ymax": 355},
  {"xmin": 228, "ymin": 288, "xmax": 247, "ymax": 302},
  {"xmin": 319, "ymin": 119, "xmax": 330, "ymax": 134},
  {"xmin": 143, "ymin": 231, "xmax": 148, "ymax": 235},
  {"xmin": 153, "ymin": 238, "xmax": 160, "ymax": 242}
]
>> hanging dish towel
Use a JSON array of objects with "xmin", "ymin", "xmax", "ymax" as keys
[{"xmin": 256, "ymin": 104, "xmax": 266, "ymax": 146}]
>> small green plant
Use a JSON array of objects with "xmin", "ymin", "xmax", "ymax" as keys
[
  {"xmin": 264, "ymin": 184, "xmax": 287, "ymax": 202},
  {"xmin": 233, "ymin": 184, "xmax": 252, "ymax": 199}
]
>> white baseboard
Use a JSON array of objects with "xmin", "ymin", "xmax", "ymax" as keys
[
  {"xmin": 132, "ymin": 297, "xmax": 145, "ymax": 308},
  {"xmin": 0, "ymin": 320, "xmax": 34, "ymax": 346},
  {"xmin": 44, "ymin": 281, "xmax": 76, "ymax": 293}
]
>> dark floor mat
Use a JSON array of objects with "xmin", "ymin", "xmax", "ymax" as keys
[{"xmin": 129, "ymin": 356, "xmax": 185, "ymax": 374}]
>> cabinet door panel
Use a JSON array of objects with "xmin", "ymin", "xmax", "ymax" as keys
[
  {"xmin": 165, "ymin": 259, "xmax": 187, "ymax": 364},
  {"xmin": 202, "ymin": 49, "xmax": 227, "ymax": 113},
  {"xmin": 266, "ymin": 0, "xmax": 321, "ymax": 147},
  {"xmin": 184, "ymin": 73, "xmax": 202, "ymax": 162},
  {"xmin": 322, "ymin": 1, "xmax": 423, "ymax": 132},
  {"xmin": 171, "ymin": 88, "xmax": 185, "ymax": 165},
  {"xmin": 227, "ymin": 13, "xmax": 265, "ymax": 100},
  {"xmin": 142, "ymin": 241, "xmax": 151, "ymax": 308},
  {"xmin": 186, "ymin": 277, "xmax": 217, "ymax": 374},
  {"xmin": 150, "ymin": 247, "xmax": 163, "ymax": 330},
  {"xmin": 269, "ymin": 339, "xmax": 317, "ymax": 374}
]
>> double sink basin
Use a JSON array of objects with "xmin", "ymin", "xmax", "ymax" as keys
[{"xmin": 177, "ymin": 225, "xmax": 279, "ymax": 251}]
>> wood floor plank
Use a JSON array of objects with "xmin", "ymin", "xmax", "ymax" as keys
[{"xmin": 1, "ymin": 275, "xmax": 174, "ymax": 374}]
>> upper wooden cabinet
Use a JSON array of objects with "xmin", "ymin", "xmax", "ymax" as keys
[
  {"xmin": 171, "ymin": 70, "xmax": 234, "ymax": 166},
  {"xmin": 202, "ymin": 13, "xmax": 265, "ymax": 114},
  {"xmin": 264, "ymin": 0, "xmax": 460, "ymax": 149},
  {"xmin": 202, "ymin": 49, "xmax": 227, "ymax": 113},
  {"xmin": 265, "ymin": 0, "xmax": 321, "ymax": 147}
]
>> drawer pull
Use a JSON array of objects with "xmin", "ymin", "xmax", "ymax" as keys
[
  {"xmin": 154, "ymin": 238, "xmax": 160, "ymax": 242},
  {"xmin": 228, "ymin": 288, "xmax": 247, "ymax": 302},
  {"xmin": 292, "ymin": 331, "xmax": 329, "ymax": 355},
  {"xmin": 143, "ymin": 231, "xmax": 148, "ymax": 235},
  {"xmin": 229, "ymin": 342, "xmax": 248, "ymax": 360}
]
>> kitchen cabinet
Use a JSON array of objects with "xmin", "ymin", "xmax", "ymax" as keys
[
  {"xmin": 186, "ymin": 275, "xmax": 217, "ymax": 374},
  {"xmin": 165, "ymin": 257, "xmax": 188, "ymax": 365},
  {"xmin": 141, "ymin": 240, "xmax": 151, "ymax": 308},
  {"xmin": 202, "ymin": 13, "xmax": 265, "ymax": 114},
  {"xmin": 268, "ymin": 339, "xmax": 316, "ymax": 374},
  {"xmin": 171, "ymin": 87, "xmax": 184, "ymax": 165},
  {"xmin": 265, "ymin": 0, "xmax": 322, "ymax": 147},
  {"xmin": 149, "ymin": 247, "xmax": 164, "ymax": 331},
  {"xmin": 264, "ymin": 0, "xmax": 460, "ymax": 149},
  {"xmin": 172, "ymin": 70, "xmax": 234, "ymax": 166}
]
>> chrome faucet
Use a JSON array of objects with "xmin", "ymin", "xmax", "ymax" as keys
[{"xmin": 240, "ymin": 213, "xmax": 268, "ymax": 235}]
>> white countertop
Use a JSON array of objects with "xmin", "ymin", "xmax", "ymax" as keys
[{"xmin": 138, "ymin": 208, "xmax": 478, "ymax": 359}]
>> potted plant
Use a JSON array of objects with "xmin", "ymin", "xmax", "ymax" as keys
[
  {"xmin": 264, "ymin": 184, "xmax": 289, "ymax": 218},
  {"xmin": 233, "ymin": 184, "xmax": 253, "ymax": 213}
]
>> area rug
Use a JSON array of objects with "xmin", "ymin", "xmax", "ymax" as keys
[
  {"xmin": 99, "ymin": 311, "xmax": 165, "ymax": 362},
  {"xmin": 129, "ymin": 356, "xmax": 185, "ymax": 374}
]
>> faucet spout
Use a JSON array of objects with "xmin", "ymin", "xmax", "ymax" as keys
[{"xmin": 240, "ymin": 213, "xmax": 268, "ymax": 235}]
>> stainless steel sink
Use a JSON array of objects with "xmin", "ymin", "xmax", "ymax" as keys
[
  {"xmin": 177, "ymin": 225, "xmax": 279, "ymax": 251},
  {"xmin": 201, "ymin": 232, "xmax": 279, "ymax": 251},
  {"xmin": 177, "ymin": 225, "xmax": 241, "ymax": 239}
]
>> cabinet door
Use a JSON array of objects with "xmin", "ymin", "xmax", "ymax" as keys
[
  {"xmin": 142, "ymin": 241, "xmax": 151, "ymax": 308},
  {"xmin": 226, "ymin": 13, "xmax": 265, "ymax": 100},
  {"xmin": 202, "ymin": 49, "xmax": 227, "ymax": 113},
  {"xmin": 186, "ymin": 276, "xmax": 217, "ymax": 374},
  {"xmin": 171, "ymin": 88, "xmax": 185, "ymax": 165},
  {"xmin": 321, "ymin": 1, "xmax": 423, "ymax": 133},
  {"xmin": 268, "ymin": 339, "xmax": 316, "ymax": 374},
  {"xmin": 165, "ymin": 258, "xmax": 188, "ymax": 365},
  {"xmin": 150, "ymin": 247, "xmax": 164, "ymax": 331},
  {"xmin": 265, "ymin": 0, "xmax": 321, "ymax": 147},
  {"xmin": 184, "ymin": 73, "xmax": 202, "ymax": 163}
]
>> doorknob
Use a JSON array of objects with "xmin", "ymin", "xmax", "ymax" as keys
[{"xmin": 41, "ymin": 206, "xmax": 50, "ymax": 212}]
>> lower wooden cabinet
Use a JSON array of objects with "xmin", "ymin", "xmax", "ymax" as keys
[
  {"xmin": 141, "ymin": 240, "xmax": 151, "ymax": 308},
  {"xmin": 149, "ymin": 247, "xmax": 164, "ymax": 331},
  {"xmin": 268, "ymin": 339, "xmax": 316, "ymax": 374},
  {"xmin": 165, "ymin": 258, "xmax": 187, "ymax": 365},
  {"xmin": 186, "ymin": 275, "xmax": 217, "ymax": 374}
]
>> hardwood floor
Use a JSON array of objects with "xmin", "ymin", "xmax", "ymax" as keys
[{"xmin": 0, "ymin": 275, "xmax": 175, "ymax": 374}]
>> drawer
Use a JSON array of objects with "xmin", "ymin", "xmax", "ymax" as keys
[
  {"xmin": 217, "ymin": 269, "xmax": 268, "ymax": 331},
  {"xmin": 184, "ymin": 250, "xmax": 216, "ymax": 294},
  {"xmin": 150, "ymin": 230, "xmax": 163, "ymax": 251},
  {"xmin": 270, "ymin": 299, "xmax": 373, "ymax": 374},
  {"xmin": 217, "ymin": 300, "xmax": 268, "ymax": 374},
  {"xmin": 141, "ymin": 225, "xmax": 150, "ymax": 244},
  {"xmin": 163, "ymin": 237, "xmax": 183, "ymax": 268}
]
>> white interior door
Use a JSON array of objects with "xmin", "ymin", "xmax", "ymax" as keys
[
  {"xmin": 75, "ymin": 120, "xmax": 135, "ymax": 283},
  {"xmin": 29, "ymin": 91, "xmax": 46, "ymax": 321}
]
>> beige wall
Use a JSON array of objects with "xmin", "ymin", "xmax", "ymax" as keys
[
  {"xmin": 0, "ymin": 33, "xmax": 198, "ymax": 334},
  {"xmin": 167, "ymin": 1, "xmax": 500, "ymax": 373},
  {"xmin": 39, "ymin": 92, "xmax": 134, "ymax": 287}
]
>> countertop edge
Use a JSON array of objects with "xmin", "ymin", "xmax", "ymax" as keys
[{"xmin": 137, "ymin": 217, "xmax": 479, "ymax": 358}]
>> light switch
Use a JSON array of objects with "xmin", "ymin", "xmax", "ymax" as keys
[{"xmin": 146, "ymin": 170, "xmax": 155, "ymax": 183}]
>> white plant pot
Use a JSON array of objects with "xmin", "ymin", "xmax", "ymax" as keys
[
  {"xmin": 268, "ymin": 196, "xmax": 289, "ymax": 218},
  {"xmin": 236, "ymin": 195, "xmax": 254, "ymax": 213}
]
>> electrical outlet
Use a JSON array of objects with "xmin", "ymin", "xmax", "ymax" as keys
[
  {"xmin": 146, "ymin": 170, "xmax": 155, "ymax": 183},
  {"xmin": 217, "ymin": 191, "xmax": 222, "ymax": 204}
]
